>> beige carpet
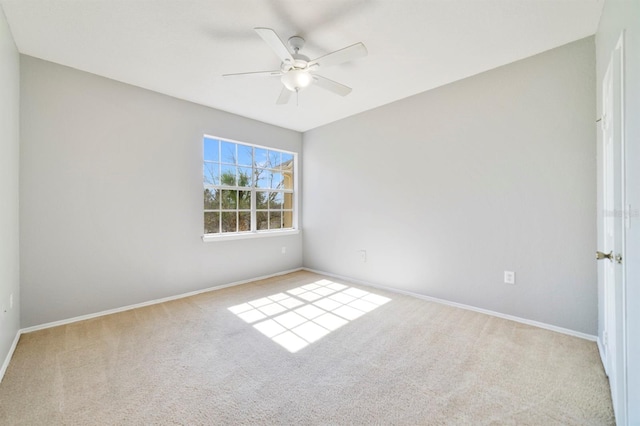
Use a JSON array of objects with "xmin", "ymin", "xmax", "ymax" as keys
[{"xmin": 0, "ymin": 271, "xmax": 614, "ymax": 425}]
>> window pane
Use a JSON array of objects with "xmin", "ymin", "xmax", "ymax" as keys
[
  {"xmin": 255, "ymin": 168, "xmax": 270, "ymax": 188},
  {"xmin": 284, "ymin": 193, "xmax": 293, "ymax": 209},
  {"xmin": 238, "ymin": 145, "xmax": 252, "ymax": 166},
  {"xmin": 221, "ymin": 190, "xmax": 237, "ymax": 209},
  {"xmin": 238, "ymin": 167, "xmax": 252, "ymax": 187},
  {"xmin": 204, "ymin": 212, "xmax": 220, "ymax": 234},
  {"xmin": 281, "ymin": 152, "xmax": 293, "ymax": 166},
  {"xmin": 269, "ymin": 192, "xmax": 283, "ymax": 209},
  {"xmin": 269, "ymin": 211, "xmax": 282, "ymax": 229},
  {"xmin": 239, "ymin": 191, "xmax": 251, "ymax": 209},
  {"xmin": 257, "ymin": 211, "xmax": 268, "ymax": 230},
  {"xmin": 221, "ymin": 141, "xmax": 236, "ymax": 164},
  {"xmin": 282, "ymin": 168, "xmax": 293, "ymax": 190},
  {"xmin": 222, "ymin": 212, "xmax": 237, "ymax": 233},
  {"xmin": 254, "ymin": 148, "xmax": 268, "ymax": 168},
  {"xmin": 203, "ymin": 162, "xmax": 219, "ymax": 185},
  {"xmin": 269, "ymin": 151, "xmax": 281, "ymax": 169},
  {"xmin": 283, "ymin": 210, "xmax": 293, "ymax": 229},
  {"xmin": 271, "ymin": 172, "xmax": 283, "ymax": 189},
  {"xmin": 204, "ymin": 138, "xmax": 219, "ymax": 162},
  {"xmin": 204, "ymin": 188, "xmax": 220, "ymax": 210},
  {"xmin": 256, "ymin": 190, "xmax": 268, "ymax": 209},
  {"xmin": 238, "ymin": 212, "xmax": 251, "ymax": 232},
  {"xmin": 220, "ymin": 165, "xmax": 237, "ymax": 186}
]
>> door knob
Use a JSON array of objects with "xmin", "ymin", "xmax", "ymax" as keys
[{"xmin": 596, "ymin": 251, "xmax": 613, "ymax": 261}]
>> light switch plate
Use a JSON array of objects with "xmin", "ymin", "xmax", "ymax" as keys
[{"xmin": 504, "ymin": 271, "xmax": 515, "ymax": 284}]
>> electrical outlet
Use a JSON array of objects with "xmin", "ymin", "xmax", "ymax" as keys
[
  {"xmin": 9, "ymin": 294, "xmax": 13, "ymax": 309},
  {"xmin": 358, "ymin": 250, "xmax": 367, "ymax": 263},
  {"xmin": 504, "ymin": 271, "xmax": 515, "ymax": 285},
  {"xmin": 281, "ymin": 246, "xmax": 286, "ymax": 254}
]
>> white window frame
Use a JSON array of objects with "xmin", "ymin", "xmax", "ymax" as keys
[{"xmin": 202, "ymin": 135, "xmax": 299, "ymax": 242}]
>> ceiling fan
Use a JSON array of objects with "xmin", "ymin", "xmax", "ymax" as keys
[{"xmin": 223, "ymin": 28, "xmax": 367, "ymax": 105}]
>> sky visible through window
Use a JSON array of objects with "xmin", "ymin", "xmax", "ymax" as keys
[{"xmin": 228, "ymin": 279, "xmax": 391, "ymax": 353}]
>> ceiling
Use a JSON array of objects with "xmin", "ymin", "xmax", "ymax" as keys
[{"xmin": 0, "ymin": 0, "xmax": 603, "ymax": 132}]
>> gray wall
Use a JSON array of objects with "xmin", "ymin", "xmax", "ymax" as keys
[
  {"xmin": 0, "ymin": 6, "xmax": 20, "ymax": 368},
  {"xmin": 303, "ymin": 37, "xmax": 597, "ymax": 335},
  {"xmin": 596, "ymin": 1, "xmax": 640, "ymax": 423},
  {"xmin": 20, "ymin": 56, "xmax": 303, "ymax": 327}
]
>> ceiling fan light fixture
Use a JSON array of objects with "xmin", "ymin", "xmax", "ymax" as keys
[
  {"xmin": 281, "ymin": 69, "xmax": 312, "ymax": 92},
  {"xmin": 225, "ymin": 28, "xmax": 366, "ymax": 104}
]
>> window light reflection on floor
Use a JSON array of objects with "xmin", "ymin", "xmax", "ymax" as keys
[{"xmin": 228, "ymin": 280, "xmax": 391, "ymax": 353}]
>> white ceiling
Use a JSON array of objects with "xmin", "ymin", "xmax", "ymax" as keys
[{"xmin": 1, "ymin": 0, "xmax": 603, "ymax": 132}]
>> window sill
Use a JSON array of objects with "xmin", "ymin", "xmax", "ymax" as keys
[{"xmin": 202, "ymin": 229, "xmax": 300, "ymax": 242}]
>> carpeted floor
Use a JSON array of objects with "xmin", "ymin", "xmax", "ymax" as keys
[{"xmin": 0, "ymin": 271, "xmax": 614, "ymax": 425}]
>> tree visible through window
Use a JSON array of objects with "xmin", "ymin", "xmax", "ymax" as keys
[{"xmin": 203, "ymin": 136, "xmax": 295, "ymax": 235}]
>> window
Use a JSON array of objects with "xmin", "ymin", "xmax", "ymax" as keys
[{"xmin": 203, "ymin": 136, "xmax": 296, "ymax": 238}]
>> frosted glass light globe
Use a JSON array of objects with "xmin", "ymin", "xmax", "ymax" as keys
[{"xmin": 281, "ymin": 70, "xmax": 312, "ymax": 91}]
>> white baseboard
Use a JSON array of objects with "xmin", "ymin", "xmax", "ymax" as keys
[
  {"xmin": 303, "ymin": 267, "xmax": 598, "ymax": 342},
  {"xmin": 0, "ymin": 330, "xmax": 21, "ymax": 383},
  {"xmin": 21, "ymin": 267, "xmax": 304, "ymax": 334}
]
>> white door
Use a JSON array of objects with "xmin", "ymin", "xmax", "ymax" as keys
[{"xmin": 599, "ymin": 34, "xmax": 626, "ymax": 424}]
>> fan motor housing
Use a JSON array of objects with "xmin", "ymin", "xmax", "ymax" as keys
[{"xmin": 292, "ymin": 55, "xmax": 309, "ymax": 68}]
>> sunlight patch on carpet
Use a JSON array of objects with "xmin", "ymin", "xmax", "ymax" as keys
[{"xmin": 228, "ymin": 280, "xmax": 391, "ymax": 353}]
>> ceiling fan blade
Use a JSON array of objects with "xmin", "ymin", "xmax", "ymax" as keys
[
  {"xmin": 276, "ymin": 87, "xmax": 292, "ymax": 105},
  {"xmin": 313, "ymin": 75, "xmax": 352, "ymax": 96},
  {"xmin": 309, "ymin": 42, "xmax": 367, "ymax": 68},
  {"xmin": 254, "ymin": 27, "xmax": 294, "ymax": 62},
  {"xmin": 222, "ymin": 70, "xmax": 282, "ymax": 78}
]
